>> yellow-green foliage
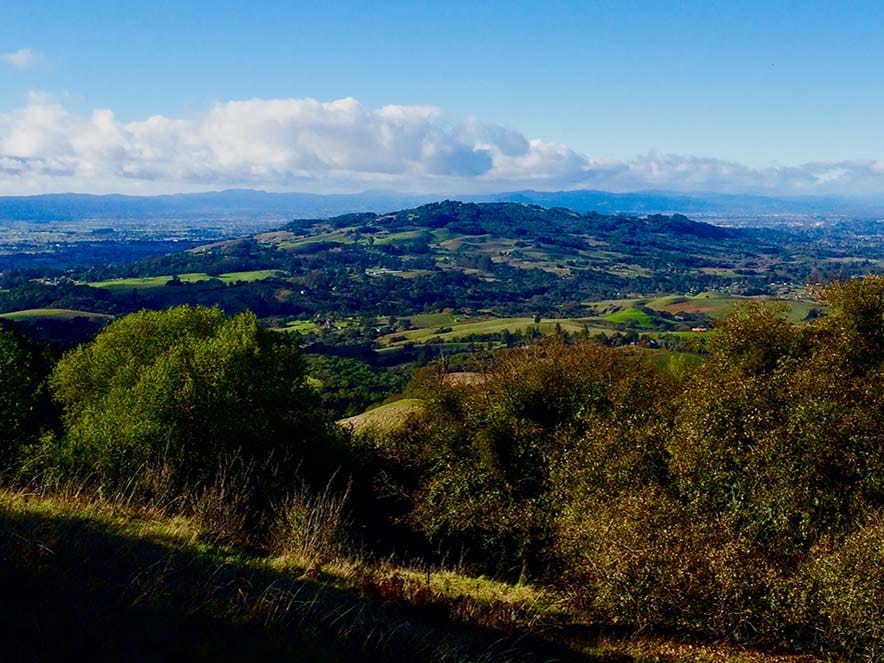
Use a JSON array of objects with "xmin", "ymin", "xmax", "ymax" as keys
[
  {"xmin": 41, "ymin": 305, "xmax": 331, "ymax": 500},
  {"xmin": 801, "ymin": 516, "xmax": 884, "ymax": 660}
]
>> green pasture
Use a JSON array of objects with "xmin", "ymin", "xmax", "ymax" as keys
[
  {"xmin": 87, "ymin": 270, "xmax": 284, "ymax": 292},
  {"xmin": 0, "ymin": 308, "xmax": 114, "ymax": 321},
  {"xmin": 379, "ymin": 316, "xmax": 607, "ymax": 346},
  {"xmin": 603, "ymin": 307, "xmax": 657, "ymax": 327}
]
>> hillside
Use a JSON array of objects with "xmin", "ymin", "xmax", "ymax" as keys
[{"xmin": 0, "ymin": 199, "xmax": 834, "ymax": 410}]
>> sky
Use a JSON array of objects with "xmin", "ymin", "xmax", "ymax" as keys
[{"xmin": 2, "ymin": 0, "xmax": 884, "ymax": 196}]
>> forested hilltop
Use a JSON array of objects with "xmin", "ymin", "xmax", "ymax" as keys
[{"xmin": 3, "ymin": 200, "xmax": 879, "ymax": 324}]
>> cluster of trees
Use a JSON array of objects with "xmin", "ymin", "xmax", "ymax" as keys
[
  {"xmin": 305, "ymin": 355, "xmax": 411, "ymax": 418},
  {"xmin": 0, "ymin": 323, "xmax": 51, "ymax": 463}
]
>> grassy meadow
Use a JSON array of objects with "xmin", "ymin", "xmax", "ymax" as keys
[
  {"xmin": 86, "ymin": 269, "xmax": 284, "ymax": 292},
  {"xmin": 0, "ymin": 308, "xmax": 113, "ymax": 321}
]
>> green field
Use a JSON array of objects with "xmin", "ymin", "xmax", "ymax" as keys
[
  {"xmin": 0, "ymin": 308, "xmax": 114, "ymax": 322},
  {"xmin": 588, "ymin": 291, "xmax": 820, "ymax": 322},
  {"xmin": 405, "ymin": 311, "xmax": 461, "ymax": 328},
  {"xmin": 379, "ymin": 316, "xmax": 607, "ymax": 346},
  {"xmin": 373, "ymin": 229, "xmax": 434, "ymax": 246},
  {"xmin": 273, "ymin": 319, "xmax": 320, "ymax": 334},
  {"xmin": 87, "ymin": 270, "xmax": 284, "ymax": 292},
  {"xmin": 603, "ymin": 307, "xmax": 658, "ymax": 327}
]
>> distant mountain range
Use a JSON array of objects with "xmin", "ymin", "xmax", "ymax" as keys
[{"xmin": 1, "ymin": 188, "xmax": 882, "ymax": 223}]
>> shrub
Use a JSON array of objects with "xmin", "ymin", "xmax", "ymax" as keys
[
  {"xmin": 555, "ymin": 488, "xmax": 792, "ymax": 641},
  {"xmin": 0, "ymin": 324, "xmax": 52, "ymax": 469},
  {"xmin": 800, "ymin": 516, "xmax": 884, "ymax": 661},
  {"xmin": 376, "ymin": 340, "xmax": 675, "ymax": 581},
  {"xmin": 43, "ymin": 305, "xmax": 339, "ymax": 504}
]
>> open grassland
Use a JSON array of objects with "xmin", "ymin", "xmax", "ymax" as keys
[
  {"xmin": 405, "ymin": 310, "xmax": 461, "ymax": 328},
  {"xmin": 603, "ymin": 307, "xmax": 662, "ymax": 328},
  {"xmin": 378, "ymin": 316, "xmax": 608, "ymax": 346},
  {"xmin": 87, "ymin": 270, "xmax": 284, "ymax": 292},
  {"xmin": 589, "ymin": 292, "xmax": 820, "ymax": 323},
  {"xmin": 0, "ymin": 308, "xmax": 114, "ymax": 321},
  {"xmin": 267, "ymin": 229, "xmax": 354, "ymax": 251},
  {"xmin": 372, "ymin": 229, "xmax": 434, "ymax": 246},
  {"xmin": 272, "ymin": 320, "xmax": 321, "ymax": 334},
  {"xmin": 338, "ymin": 398, "xmax": 424, "ymax": 433}
]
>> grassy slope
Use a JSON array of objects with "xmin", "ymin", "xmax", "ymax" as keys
[
  {"xmin": 338, "ymin": 398, "xmax": 424, "ymax": 432},
  {"xmin": 0, "ymin": 308, "xmax": 114, "ymax": 321},
  {"xmin": 87, "ymin": 270, "xmax": 284, "ymax": 292},
  {"xmin": 0, "ymin": 490, "xmax": 821, "ymax": 663},
  {"xmin": 379, "ymin": 317, "xmax": 607, "ymax": 346},
  {"xmin": 0, "ymin": 490, "xmax": 574, "ymax": 663},
  {"xmin": 590, "ymin": 292, "xmax": 819, "ymax": 324},
  {"xmin": 603, "ymin": 308, "xmax": 658, "ymax": 328}
]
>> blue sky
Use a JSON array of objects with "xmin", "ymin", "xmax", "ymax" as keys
[{"xmin": 2, "ymin": 1, "xmax": 884, "ymax": 195}]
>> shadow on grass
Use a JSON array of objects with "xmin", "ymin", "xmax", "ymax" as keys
[{"xmin": 0, "ymin": 505, "xmax": 610, "ymax": 663}]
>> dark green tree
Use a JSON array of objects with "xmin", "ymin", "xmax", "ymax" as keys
[{"xmin": 0, "ymin": 324, "xmax": 51, "ymax": 467}]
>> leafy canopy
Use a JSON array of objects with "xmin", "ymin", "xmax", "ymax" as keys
[
  {"xmin": 49, "ymin": 305, "xmax": 331, "ymax": 492},
  {"xmin": 0, "ymin": 323, "xmax": 50, "ymax": 466}
]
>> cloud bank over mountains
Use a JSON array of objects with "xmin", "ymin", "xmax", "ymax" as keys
[{"xmin": 1, "ymin": 93, "xmax": 883, "ymax": 196}]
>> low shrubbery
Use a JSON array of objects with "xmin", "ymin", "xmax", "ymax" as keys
[{"xmin": 366, "ymin": 278, "xmax": 884, "ymax": 659}]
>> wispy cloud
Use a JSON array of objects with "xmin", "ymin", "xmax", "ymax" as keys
[
  {"xmin": 1, "ymin": 93, "xmax": 883, "ymax": 195},
  {"xmin": 0, "ymin": 48, "xmax": 43, "ymax": 69}
]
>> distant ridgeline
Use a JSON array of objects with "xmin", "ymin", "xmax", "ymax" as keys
[{"xmin": 284, "ymin": 200, "xmax": 740, "ymax": 243}]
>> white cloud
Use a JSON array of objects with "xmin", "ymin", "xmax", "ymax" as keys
[
  {"xmin": 1, "ymin": 93, "xmax": 884, "ymax": 195},
  {"xmin": 1, "ymin": 48, "xmax": 43, "ymax": 69}
]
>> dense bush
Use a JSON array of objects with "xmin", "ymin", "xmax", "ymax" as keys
[
  {"xmin": 800, "ymin": 515, "xmax": 884, "ymax": 659},
  {"xmin": 38, "ymin": 305, "xmax": 340, "ymax": 503},
  {"xmin": 376, "ymin": 341, "xmax": 675, "ymax": 581},
  {"xmin": 366, "ymin": 277, "xmax": 884, "ymax": 658},
  {"xmin": 0, "ymin": 323, "xmax": 52, "ymax": 468}
]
